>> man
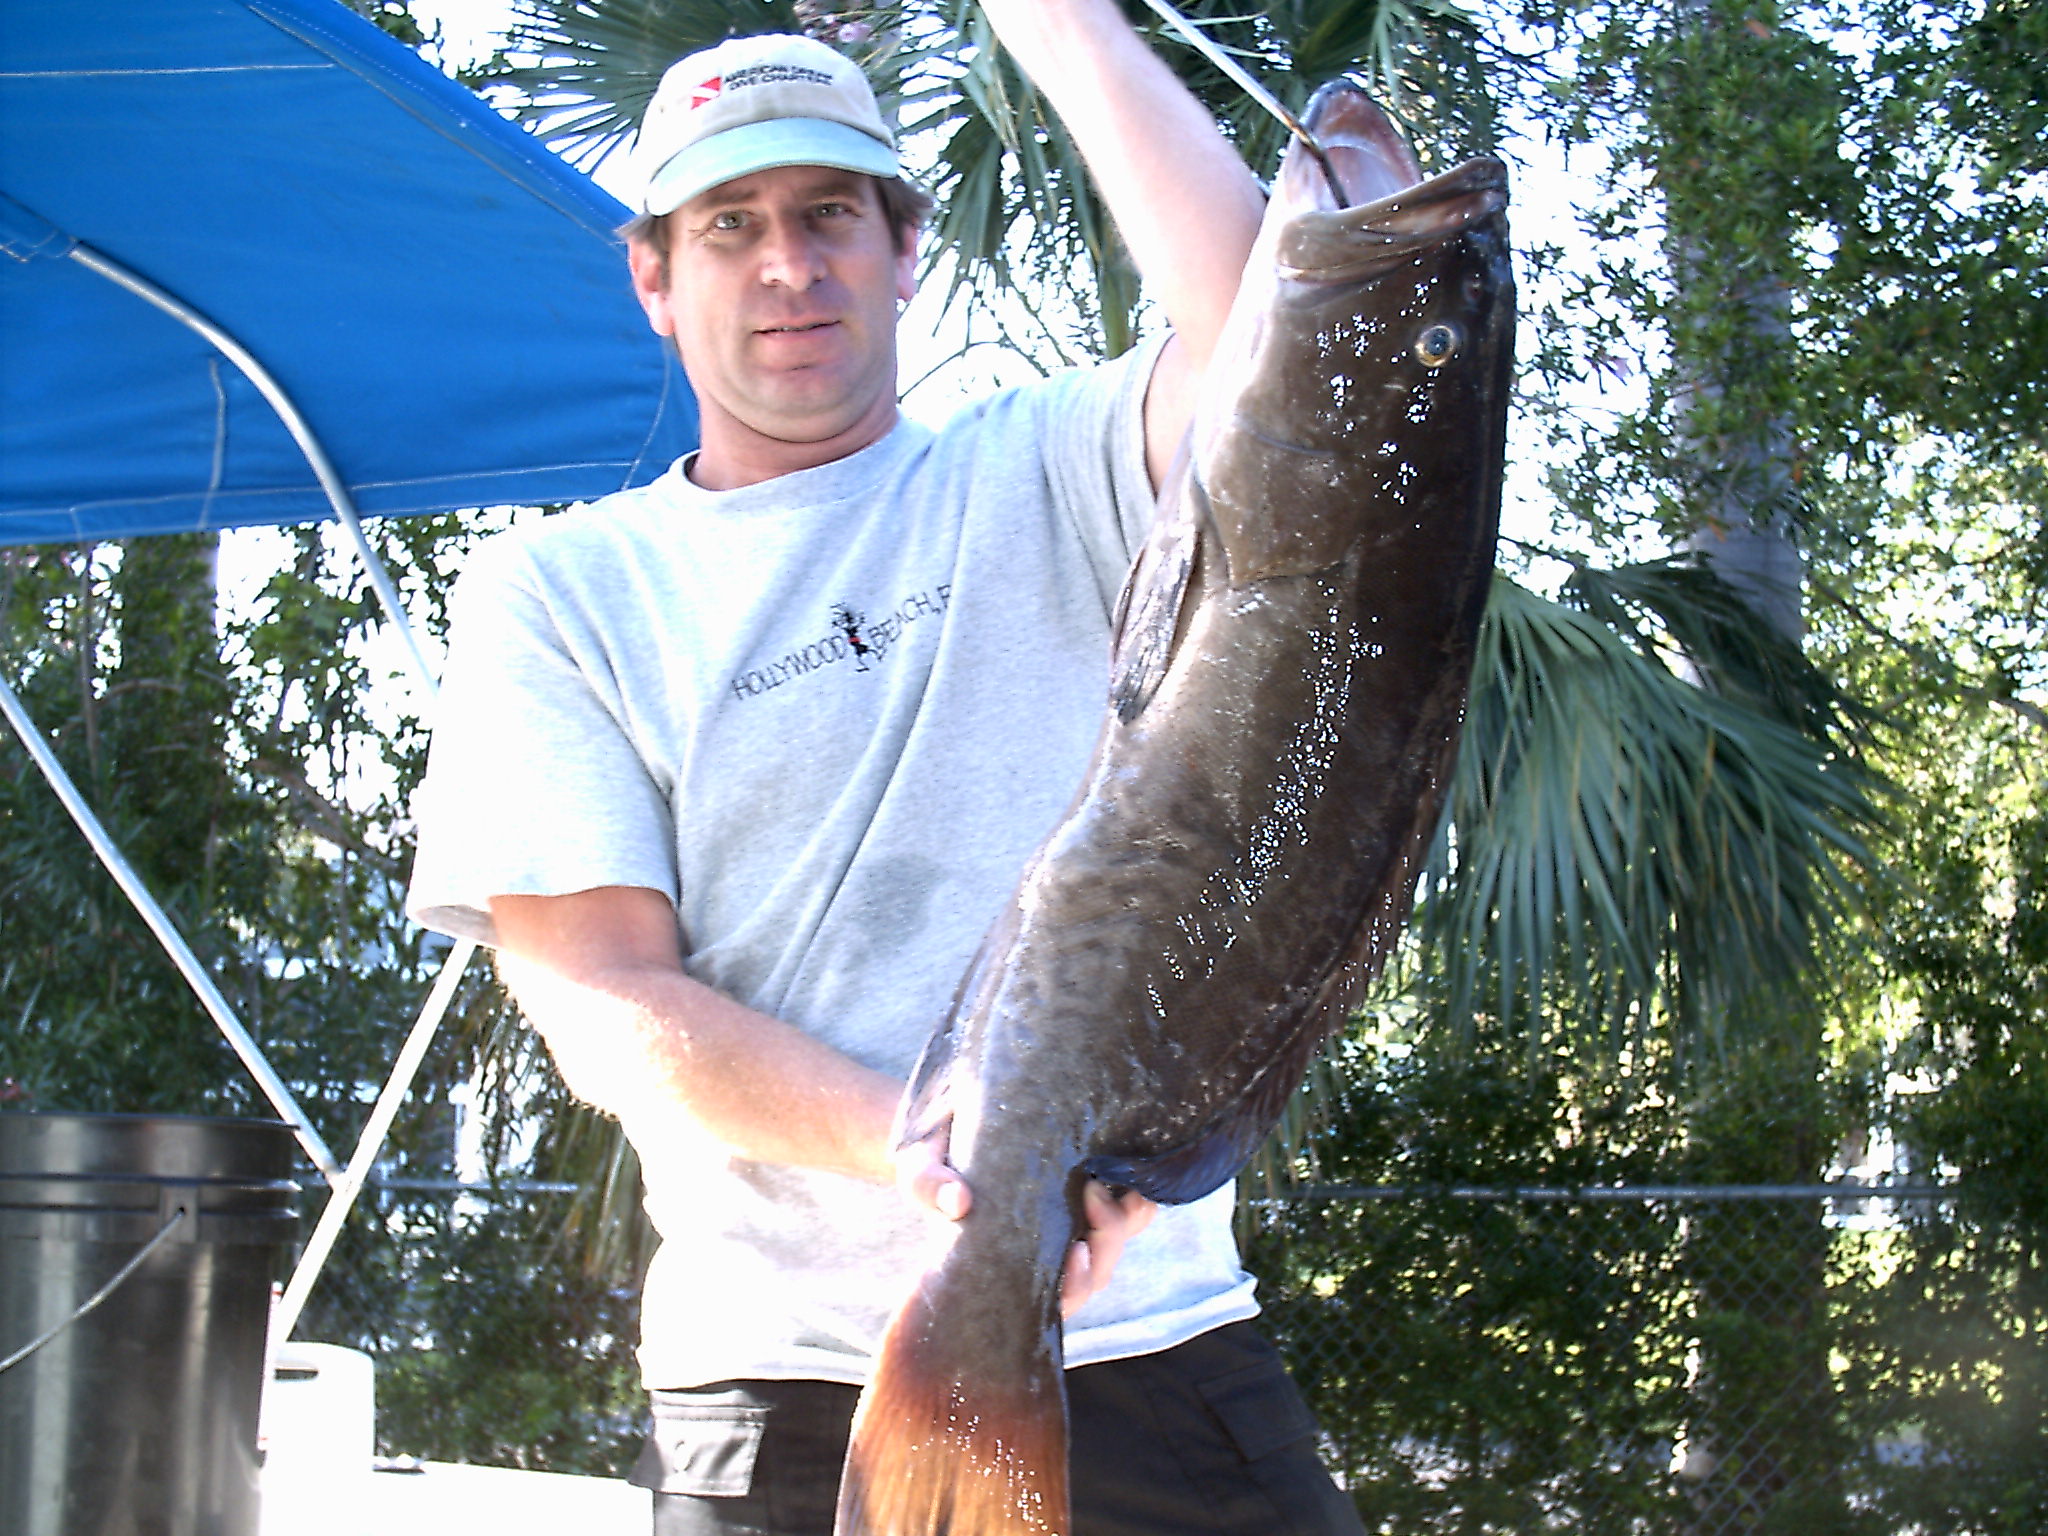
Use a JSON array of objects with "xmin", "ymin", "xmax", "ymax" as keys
[{"xmin": 409, "ymin": 6, "xmax": 1364, "ymax": 1532}]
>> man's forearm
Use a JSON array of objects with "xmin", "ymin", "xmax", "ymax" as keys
[
  {"xmin": 491, "ymin": 887, "xmax": 1152, "ymax": 1311},
  {"xmin": 977, "ymin": 0, "xmax": 1264, "ymax": 486},
  {"xmin": 492, "ymin": 889, "xmax": 902, "ymax": 1181}
]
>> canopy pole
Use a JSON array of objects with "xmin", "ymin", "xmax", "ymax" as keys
[
  {"xmin": 62, "ymin": 241, "xmax": 484, "ymax": 1334},
  {"xmin": 272, "ymin": 935, "xmax": 478, "ymax": 1345},
  {"xmin": 65, "ymin": 244, "xmax": 441, "ymax": 695},
  {"xmin": 0, "ymin": 669, "xmax": 342, "ymax": 1183}
]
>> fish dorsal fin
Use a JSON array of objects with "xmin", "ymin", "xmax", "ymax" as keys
[{"xmin": 1108, "ymin": 511, "xmax": 1199, "ymax": 724}]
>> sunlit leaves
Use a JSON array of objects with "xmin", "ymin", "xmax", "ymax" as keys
[
  {"xmin": 1518, "ymin": 0, "xmax": 2048, "ymax": 559},
  {"xmin": 490, "ymin": 0, "xmax": 806, "ymax": 159}
]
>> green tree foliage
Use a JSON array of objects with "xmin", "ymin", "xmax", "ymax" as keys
[
  {"xmin": 0, "ymin": 513, "xmax": 650, "ymax": 1469},
  {"xmin": 1479, "ymin": 2, "xmax": 2046, "ymax": 1523},
  {"xmin": 2, "ymin": 538, "xmax": 252, "ymax": 1109},
  {"xmin": 1845, "ymin": 706, "xmax": 2048, "ymax": 1529},
  {"xmin": 1248, "ymin": 1044, "xmax": 1695, "ymax": 1533},
  {"xmin": 303, "ymin": 1186, "xmax": 645, "ymax": 1474},
  {"xmin": 1492, "ymin": 0, "xmax": 2045, "ymax": 1098},
  {"xmin": 1519, "ymin": 0, "xmax": 2045, "ymax": 554},
  {"xmin": 3, "ymin": 522, "xmax": 459, "ymax": 1128}
]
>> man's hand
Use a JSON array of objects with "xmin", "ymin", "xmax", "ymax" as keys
[
  {"xmin": 896, "ymin": 1133, "xmax": 974, "ymax": 1222},
  {"xmin": 1063, "ymin": 1179, "xmax": 1157, "ymax": 1314},
  {"xmin": 896, "ymin": 1134, "xmax": 1158, "ymax": 1316}
]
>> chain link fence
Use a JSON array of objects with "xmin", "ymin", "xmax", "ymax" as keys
[
  {"xmin": 291, "ymin": 1176, "xmax": 2041, "ymax": 1532},
  {"xmin": 1244, "ymin": 1183, "xmax": 2040, "ymax": 1536}
]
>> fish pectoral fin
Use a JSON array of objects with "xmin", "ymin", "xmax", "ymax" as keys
[
  {"xmin": 1109, "ymin": 516, "xmax": 1198, "ymax": 723},
  {"xmin": 1081, "ymin": 1098, "xmax": 1279, "ymax": 1207},
  {"xmin": 1082, "ymin": 1036, "xmax": 1320, "ymax": 1206},
  {"xmin": 1084, "ymin": 1121, "xmax": 1258, "ymax": 1207}
]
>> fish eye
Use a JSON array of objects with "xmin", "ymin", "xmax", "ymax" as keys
[{"xmin": 1414, "ymin": 324, "xmax": 1461, "ymax": 367}]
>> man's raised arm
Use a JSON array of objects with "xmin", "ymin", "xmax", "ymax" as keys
[{"xmin": 978, "ymin": 0, "xmax": 1268, "ymax": 488}]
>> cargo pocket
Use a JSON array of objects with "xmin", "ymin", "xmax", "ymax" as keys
[
  {"xmin": 1199, "ymin": 1357, "xmax": 1319, "ymax": 1463},
  {"xmin": 631, "ymin": 1395, "xmax": 768, "ymax": 1497},
  {"xmin": 1197, "ymin": 1353, "xmax": 1364, "ymax": 1534}
]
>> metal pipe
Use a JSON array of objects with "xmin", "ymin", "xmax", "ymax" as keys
[
  {"xmin": 52, "ymin": 238, "xmax": 479, "ymax": 1331},
  {"xmin": 272, "ymin": 936, "xmax": 478, "ymax": 1346},
  {"xmin": 64, "ymin": 244, "xmax": 441, "ymax": 695}
]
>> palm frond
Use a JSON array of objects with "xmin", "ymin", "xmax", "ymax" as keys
[
  {"xmin": 911, "ymin": 6, "xmax": 1139, "ymax": 353},
  {"xmin": 537, "ymin": 1109, "xmax": 656, "ymax": 1283},
  {"xmin": 462, "ymin": 972, "xmax": 656, "ymax": 1282},
  {"xmin": 1409, "ymin": 573, "xmax": 1887, "ymax": 1067},
  {"xmin": 906, "ymin": 0, "xmax": 1498, "ymax": 362},
  {"xmin": 1563, "ymin": 554, "xmax": 1880, "ymax": 748}
]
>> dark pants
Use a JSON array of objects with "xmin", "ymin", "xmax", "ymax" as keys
[{"xmin": 634, "ymin": 1321, "xmax": 1364, "ymax": 1536}]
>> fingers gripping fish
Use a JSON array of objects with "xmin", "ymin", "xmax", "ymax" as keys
[{"xmin": 836, "ymin": 83, "xmax": 1515, "ymax": 1536}]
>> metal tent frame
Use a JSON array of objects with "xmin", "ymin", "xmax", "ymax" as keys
[{"xmin": 1, "ymin": 0, "xmax": 694, "ymax": 1348}]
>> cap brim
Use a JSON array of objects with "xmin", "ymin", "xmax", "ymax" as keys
[{"xmin": 642, "ymin": 118, "xmax": 901, "ymax": 216}]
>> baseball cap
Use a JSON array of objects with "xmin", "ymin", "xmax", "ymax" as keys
[{"xmin": 632, "ymin": 33, "xmax": 900, "ymax": 217}]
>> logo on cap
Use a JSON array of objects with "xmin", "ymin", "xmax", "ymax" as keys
[
  {"xmin": 725, "ymin": 63, "xmax": 835, "ymax": 91},
  {"xmin": 688, "ymin": 77, "xmax": 722, "ymax": 110}
]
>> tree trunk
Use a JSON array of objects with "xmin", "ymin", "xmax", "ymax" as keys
[{"xmin": 1652, "ymin": 4, "xmax": 1844, "ymax": 1529}]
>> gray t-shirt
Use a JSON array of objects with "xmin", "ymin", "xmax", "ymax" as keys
[{"xmin": 408, "ymin": 342, "xmax": 1256, "ymax": 1388}]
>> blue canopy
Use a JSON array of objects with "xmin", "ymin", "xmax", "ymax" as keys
[{"xmin": 0, "ymin": 0, "xmax": 695, "ymax": 546}]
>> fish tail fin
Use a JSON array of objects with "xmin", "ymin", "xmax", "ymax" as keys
[{"xmin": 834, "ymin": 1250, "xmax": 1069, "ymax": 1536}]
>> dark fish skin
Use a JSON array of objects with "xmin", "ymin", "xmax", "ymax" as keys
[{"xmin": 836, "ymin": 84, "xmax": 1515, "ymax": 1536}]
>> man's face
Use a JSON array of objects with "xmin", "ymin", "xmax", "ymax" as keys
[{"xmin": 630, "ymin": 165, "xmax": 917, "ymax": 466}]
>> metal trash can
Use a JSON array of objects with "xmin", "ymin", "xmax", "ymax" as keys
[{"xmin": 0, "ymin": 1111, "xmax": 300, "ymax": 1536}]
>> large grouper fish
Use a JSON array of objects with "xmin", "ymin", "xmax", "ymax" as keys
[{"xmin": 835, "ymin": 82, "xmax": 1515, "ymax": 1536}]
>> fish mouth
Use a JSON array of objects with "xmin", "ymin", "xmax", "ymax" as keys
[{"xmin": 1273, "ymin": 85, "xmax": 1507, "ymax": 280}]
